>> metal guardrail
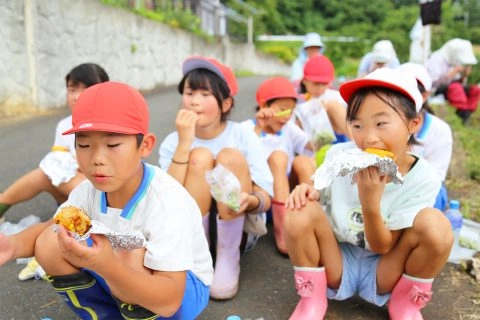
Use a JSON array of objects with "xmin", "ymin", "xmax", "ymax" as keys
[{"xmin": 256, "ymin": 35, "xmax": 365, "ymax": 43}]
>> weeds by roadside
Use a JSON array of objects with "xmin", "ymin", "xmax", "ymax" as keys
[{"xmin": 435, "ymin": 103, "xmax": 480, "ymax": 222}]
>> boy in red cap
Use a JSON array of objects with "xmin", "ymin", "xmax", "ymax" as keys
[
  {"xmin": 0, "ymin": 82, "xmax": 213, "ymax": 319},
  {"xmin": 242, "ymin": 77, "xmax": 315, "ymax": 254},
  {"xmin": 159, "ymin": 56, "xmax": 273, "ymax": 300},
  {"xmin": 285, "ymin": 68, "xmax": 452, "ymax": 319}
]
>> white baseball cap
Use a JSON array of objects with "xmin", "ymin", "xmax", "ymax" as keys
[
  {"xmin": 372, "ymin": 40, "xmax": 396, "ymax": 63},
  {"xmin": 303, "ymin": 32, "xmax": 324, "ymax": 48},
  {"xmin": 339, "ymin": 67, "xmax": 423, "ymax": 112},
  {"xmin": 397, "ymin": 62, "xmax": 433, "ymax": 92}
]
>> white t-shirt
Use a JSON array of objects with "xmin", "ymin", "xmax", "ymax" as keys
[
  {"xmin": 411, "ymin": 112, "xmax": 453, "ymax": 181},
  {"xmin": 54, "ymin": 115, "xmax": 76, "ymax": 156},
  {"xmin": 56, "ymin": 163, "xmax": 213, "ymax": 285},
  {"xmin": 320, "ymin": 142, "xmax": 441, "ymax": 251},
  {"xmin": 159, "ymin": 121, "xmax": 274, "ymax": 196},
  {"xmin": 293, "ymin": 90, "xmax": 345, "ymax": 142},
  {"xmin": 241, "ymin": 119, "xmax": 312, "ymax": 175}
]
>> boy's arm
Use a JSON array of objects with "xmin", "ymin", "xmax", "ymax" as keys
[
  {"xmin": 56, "ymin": 228, "xmax": 186, "ymax": 317},
  {"xmin": 0, "ymin": 219, "xmax": 54, "ymax": 265}
]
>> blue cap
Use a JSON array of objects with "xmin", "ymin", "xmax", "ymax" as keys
[{"xmin": 449, "ymin": 200, "xmax": 460, "ymax": 210}]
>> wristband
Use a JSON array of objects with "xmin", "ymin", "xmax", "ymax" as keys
[
  {"xmin": 246, "ymin": 191, "xmax": 266, "ymax": 215},
  {"xmin": 171, "ymin": 158, "xmax": 189, "ymax": 165}
]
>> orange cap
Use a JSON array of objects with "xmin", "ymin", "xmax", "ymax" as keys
[
  {"xmin": 303, "ymin": 55, "xmax": 335, "ymax": 83},
  {"xmin": 63, "ymin": 82, "xmax": 149, "ymax": 135},
  {"xmin": 256, "ymin": 77, "xmax": 297, "ymax": 105},
  {"xmin": 182, "ymin": 56, "xmax": 238, "ymax": 96}
]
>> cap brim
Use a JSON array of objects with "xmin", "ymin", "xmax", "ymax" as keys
[
  {"xmin": 340, "ymin": 78, "xmax": 414, "ymax": 104},
  {"xmin": 182, "ymin": 58, "xmax": 226, "ymax": 81},
  {"xmin": 63, "ymin": 123, "xmax": 142, "ymax": 135}
]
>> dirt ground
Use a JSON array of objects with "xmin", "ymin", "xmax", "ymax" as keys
[{"xmin": 427, "ymin": 103, "xmax": 480, "ymax": 319}]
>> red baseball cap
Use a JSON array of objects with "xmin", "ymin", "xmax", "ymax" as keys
[
  {"xmin": 182, "ymin": 56, "xmax": 238, "ymax": 96},
  {"xmin": 339, "ymin": 67, "xmax": 423, "ymax": 112},
  {"xmin": 63, "ymin": 81, "xmax": 149, "ymax": 135},
  {"xmin": 256, "ymin": 77, "xmax": 297, "ymax": 105},
  {"xmin": 303, "ymin": 55, "xmax": 335, "ymax": 83}
]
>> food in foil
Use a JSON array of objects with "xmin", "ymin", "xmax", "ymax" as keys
[
  {"xmin": 54, "ymin": 206, "xmax": 91, "ymax": 236},
  {"xmin": 76, "ymin": 221, "xmax": 146, "ymax": 250},
  {"xmin": 313, "ymin": 148, "xmax": 403, "ymax": 190},
  {"xmin": 54, "ymin": 206, "xmax": 145, "ymax": 250},
  {"xmin": 205, "ymin": 164, "xmax": 241, "ymax": 211}
]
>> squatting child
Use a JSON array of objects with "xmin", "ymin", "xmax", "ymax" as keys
[
  {"xmin": 284, "ymin": 68, "xmax": 453, "ymax": 320},
  {"xmin": 0, "ymin": 81, "xmax": 213, "ymax": 319}
]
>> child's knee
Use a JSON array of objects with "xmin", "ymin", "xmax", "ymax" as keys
[
  {"xmin": 413, "ymin": 208, "xmax": 453, "ymax": 253},
  {"xmin": 285, "ymin": 202, "xmax": 321, "ymax": 236},
  {"xmin": 268, "ymin": 151, "xmax": 289, "ymax": 171},
  {"xmin": 216, "ymin": 148, "xmax": 247, "ymax": 167},
  {"xmin": 189, "ymin": 147, "xmax": 215, "ymax": 169}
]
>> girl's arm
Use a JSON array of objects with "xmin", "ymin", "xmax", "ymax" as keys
[
  {"xmin": 323, "ymin": 100, "xmax": 348, "ymax": 137},
  {"xmin": 356, "ymin": 167, "xmax": 398, "ymax": 254},
  {"xmin": 167, "ymin": 109, "xmax": 197, "ymax": 184}
]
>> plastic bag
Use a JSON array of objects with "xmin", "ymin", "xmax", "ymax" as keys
[
  {"xmin": 0, "ymin": 215, "xmax": 41, "ymax": 235},
  {"xmin": 205, "ymin": 164, "xmax": 241, "ymax": 212}
]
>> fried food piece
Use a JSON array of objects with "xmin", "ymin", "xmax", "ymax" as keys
[
  {"xmin": 54, "ymin": 206, "xmax": 91, "ymax": 235},
  {"xmin": 364, "ymin": 148, "xmax": 394, "ymax": 159}
]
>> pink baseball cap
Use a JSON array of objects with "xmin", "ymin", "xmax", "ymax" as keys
[
  {"xmin": 303, "ymin": 55, "xmax": 335, "ymax": 83},
  {"xmin": 256, "ymin": 77, "xmax": 297, "ymax": 105},
  {"xmin": 339, "ymin": 67, "xmax": 423, "ymax": 112},
  {"xmin": 63, "ymin": 81, "xmax": 149, "ymax": 135},
  {"xmin": 182, "ymin": 56, "xmax": 238, "ymax": 96}
]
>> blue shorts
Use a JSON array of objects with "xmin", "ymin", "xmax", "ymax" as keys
[
  {"xmin": 327, "ymin": 242, "xmax": 390, "ymax": 306},
  {"xmin": 84, "ymin": 239, "xmax": 209, "ymax": 319},
  {"xmin": 83, "ymin": 269, "xmax": 209, "ymax": 319}
]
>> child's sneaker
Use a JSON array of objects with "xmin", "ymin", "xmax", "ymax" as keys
[{"xmin": 18, "ymin": 257, "xmax": 46, "ymax": 281}]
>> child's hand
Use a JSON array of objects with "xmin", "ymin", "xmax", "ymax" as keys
[
  {"xmin": 286, "ymin": 183, "xmax": 320, "ymax": 210},
  {"xmin": 255, "ymin": 108, "xmax": 276, "ymax": 129},
  {"xmin": 56, "ymin": 225, "xmax": 114, "ymax": 271},
  {"xmin": 0, "ymin": 233, "xmax": 14, "ymax": 266},
  {"xmin": 175, "ymin": 109, "xmax": 198, "ymax": 147},
  {"xmin": 355, "ymin": 166, "xmax": 386, "ymax": 212}
]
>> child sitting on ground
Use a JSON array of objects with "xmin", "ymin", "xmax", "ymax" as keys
[
  {"xmin": 0, "ymin": 81, "xmax": 213, "ymax": 319},
  {"xmin": 241, "ymin": 77, "xmax": 315, "ymax": 254},
  {"xmin": 159, "ymin": 56, "xmax": 273, "ymax": 300}
]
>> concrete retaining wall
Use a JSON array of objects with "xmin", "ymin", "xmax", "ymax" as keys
[{"xmin": 0, "ymin": 0, "xmax": 290, "ymax": 116}]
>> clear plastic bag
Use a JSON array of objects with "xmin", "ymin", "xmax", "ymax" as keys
[{"xmin": 205, "ymin": 164, "xmax": 241, "ymax": 212}]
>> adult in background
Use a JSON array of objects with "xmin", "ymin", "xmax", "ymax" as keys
[
  {"xmin": 357, "ymin": 40, "xmax": 400, "ymax": 78},
  {"xmin": 291, "ymin": 32, "xmax": 325, "ymax": 88},
  {"xmin": 425, "ymin": 38, "xmax": 479, "ymax": 125}
]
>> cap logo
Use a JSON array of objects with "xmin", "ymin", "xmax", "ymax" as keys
[{"xmin": 79, "ymin": 123, "xmax": 93, "ymax": 128}]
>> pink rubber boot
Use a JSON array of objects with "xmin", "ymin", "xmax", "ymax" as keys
[
  {"xmin": 271, "ymin": 200, "xmax": 287, "ymax": 254},
  {"xmin": 209, "ymin": 215, "xmax": 245, "ymax": 300},
  {"xmin": 289, "ymin": 267, "xmax": 328, "ymax": 320},
  {"xmin": 388, "ymin": 274, "xmax": 433, "ymax": 320},
  {"xmin": 202, "ymin": 213, "xmax": 210, "ymax": 246}
]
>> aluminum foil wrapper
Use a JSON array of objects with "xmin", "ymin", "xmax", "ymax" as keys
[
  {"xmin": 73, "ymin": 220, "xmax": 146, "ymax": 251},
  {"xmin": 39, "ymin": 151, "xmax": 78, "ymax": 186},
  {"xmin": 313, "ymin": 148, "xmax": 403, "ymax": 190}
]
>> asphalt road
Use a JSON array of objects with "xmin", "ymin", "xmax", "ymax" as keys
[{"xmin": 0, "ymin": 76, "xmax": 477, "ymax": 320}]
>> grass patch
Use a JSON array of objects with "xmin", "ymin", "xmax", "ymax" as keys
[{"xmin": 438, "ymin": 103, "xmax": 480, "ymax": 222}]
